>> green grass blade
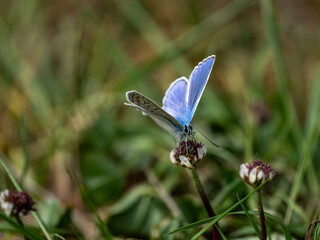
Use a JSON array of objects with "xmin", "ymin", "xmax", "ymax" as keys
[
  {"xmin": 20, "ymin": 113, "xmax": 30, "ymax": 185},
  {"xmin": 260, "ymin": 0, "xmax": 302, "ymax": 149},
  {"xmin": 276, "ymin": 191, "xmax": 309, "ymax": 225},
  {"xmin": 305, "ymin": 219, "xmax": 320, "ymax": 240},
  {"xmin": 164, "ymin": 210, "xmax": 291, "ymax": 240},
  {"xmin": 0, "ymin": 155, "xmax": 52, "ymax": 240},
  {"xmin": 260, "ymin": 212, "xmax": 291, "ymax": 240},
  {"xmin": 285, "ymin": 76, "xmax": 320, "ymax": 223},
  {"xmin": 114, "ymin": 0, "xmax": 191, "ymax": 74},
  {"xmin": 31, "ymin": 212, "xmax": 52, "ymax": 240},
  {"xmin": 261, "ymin": 0, "xmax": 289, "ymax": 105},
  {"xmin": 119, "ymin": 0, "xmax": 258, "ymax": 89},
  {"xmin": 0, "ymin": 155, "xmax": 22, "ymax": 191},
  {"xmin": 65, "ymin": 163, "xmax": 113, "ymax": 240},
  {"xmin": 163, "ymin": 216, "xmax": 216, "ymax": 236},
  {"xmin": 314, "ymin": 215, "xmax": 320, "ymax": 240},
  {"xmin": 260, "ymin": 0, "xmax": 300, "ymax": 129},
  {"xmin": 217, "ymin": 226, "xmax": 228, "ymax": 240},
  {"xmin": 237, "ymin": 194, "xmax": 260, "ymax": 238},
  {"xmin": 52, "ymin": 233, "xmax": 65, "ymax": 240},
  {"xmin": 164, "ymin": 182, "xmax": 267, "ymax": 239},
  {"xmin": 213, "ymin": 178, "xmax": 242, "ymax": 206},
  {"xmin": 0, "ymin": 211, "xmax": 43, "ymax": 239},
  {"xmin": 190, "ymin": 186, "xmax": 259, "ymax": 240}
]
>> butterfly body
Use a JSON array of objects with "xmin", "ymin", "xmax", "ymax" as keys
[{"xmin": 125, "ymin": 55, "xmax": 215, "ymax": 143}]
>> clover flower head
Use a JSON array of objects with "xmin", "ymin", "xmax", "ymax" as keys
[
  {"xmin": 0, "ymin": 190, "xmax": 35, "ymax": 216},
  {"xmin": 170, "ymin": 140, "xmax": 207, "ymax": 169},
  {"xmin": 239, "ymin": 159, "xmax": 275, "ymax": 187}
]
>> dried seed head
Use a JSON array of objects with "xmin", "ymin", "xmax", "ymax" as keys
[
  {"xmin": 239, "ymin": 159, "xmax": 275, "ymax": 187},
  {"xmin": 170, "ymin": 140, "xmax": 207, "ymax": 169},
  {"xmin": 0, "ymin": 190, "xmax": 35, "ymax": 216}
]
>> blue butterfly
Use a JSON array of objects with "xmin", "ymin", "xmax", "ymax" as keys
[{"xmin": 125, "ymin": 55, "xmax": 216, "ymax": 143}]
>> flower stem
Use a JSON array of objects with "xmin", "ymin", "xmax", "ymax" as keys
[
  {"xmin": 15, "ymin": 215, "xmax": 24, "ymax": 227},
  {"xmin": 192, "ymin": 169, "xmax": 220, "ymax": 240},
  {"xmin": 15, "ymin": 215, "xmax": 29, "ymax": 240},
  {"xmin": 255, "ymin": 189, "xmax": 267, "ymax": 240}
]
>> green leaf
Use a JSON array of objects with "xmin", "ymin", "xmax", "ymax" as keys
[
  {"xmin": 79, "ymin": 112, "xmax": 126, "ymax": 205},
  {"xmin": 107, "ymin": 184, "xmax": 168, "ymax": 238},
  {"xmin": 37, "ymin": 198, "xmax": 63, "ymax": 229}
]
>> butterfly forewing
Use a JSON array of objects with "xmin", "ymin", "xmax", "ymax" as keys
[
  {"xmin": 162, "ymin": 77, "xmax": 188, "ymax": 126},
  {"xmin": 186, "ymin": 55, "xmax": 215, "ymax": 123}
]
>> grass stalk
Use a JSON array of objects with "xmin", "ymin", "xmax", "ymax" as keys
[
  {"xmin": 260, "ymin": 0, "xmax": 301, "ymax": 145},
  {"xmin": 20, "ymin": 114, "xmax": 30, "ymax": 186},
  {"xmin": 120, "ymin": 0, "xmax": 258, "ymax": 89},
  {"xmin": 192, "ymin": 168, "xmax": 220, "ymax": 240},
  {"xmin": 285, "ymin": 75, "xmax": 320, "ymax": 223},
  {"xmin": 65, "ymin": 164, "xmax": 113, "ymax": 240}
]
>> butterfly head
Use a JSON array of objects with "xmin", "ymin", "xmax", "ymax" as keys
[{"xmin": 183, "ymin": 124, "xmax": 194, "ymax": 138}]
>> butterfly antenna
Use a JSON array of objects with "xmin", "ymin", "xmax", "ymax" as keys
[{"xmin": 194, "ymin": 127, "xmax": 219, "ymax": 148}]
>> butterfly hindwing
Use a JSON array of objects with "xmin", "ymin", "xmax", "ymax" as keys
[{"xmin": 126, "ymin": 91, "xmax": 183, "ymax": 139}]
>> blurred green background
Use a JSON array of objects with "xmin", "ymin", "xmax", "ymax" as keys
[{"xmin": 0, "ymin": 0, "xmax": 320, "ymax": 239}]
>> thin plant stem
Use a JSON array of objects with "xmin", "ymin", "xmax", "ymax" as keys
[
  {"xmin": 15, "ymin": 215, "xmax": 24, "ymax": 227},
  {"xmin": 256, "ymin": 189, "xmax": 267, "ymax": 240},
  {"xmin": 14, "ymin": 215, "xmax": 29, "ymax": 240},
  {"xmin": 192, "ymin": 168, "xmax": 220, "ymax": 240}
]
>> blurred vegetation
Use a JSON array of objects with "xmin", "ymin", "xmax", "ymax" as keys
[{"xmin": 0, "ymin": 0, "xmax": 320, "ymax": 239}]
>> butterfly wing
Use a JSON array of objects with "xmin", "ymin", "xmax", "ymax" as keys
[
  {"xmin": 125, "ymin": 90, "xmax": 184, "ymax": 139},
  {"xmin": 186, "ymin": 55, "xmax": 215, "ymax": 122},
  {"xmin": 162, "ymin": 77, "xmax": 188, "ymax": 126}
]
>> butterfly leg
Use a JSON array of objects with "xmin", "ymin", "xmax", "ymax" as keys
[
  {"xmin": 173, "ymin": 136, "xmax": 179, "ymax": 147},
  {"xmin": 185, "ymin": 136, "xmax": 188, "ymax": 154}
]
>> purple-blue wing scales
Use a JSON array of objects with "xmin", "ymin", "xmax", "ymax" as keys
[
  {"xmin": 186, "ymin": 55, "xmax": 215, "ymax": 122},
  {"xmin": 162, "ymin": 77, "xmax": 188, "ymax": 126}
]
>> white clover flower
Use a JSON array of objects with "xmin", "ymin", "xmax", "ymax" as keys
[
  {"xmin": 179, "ymin": 155, "xmax": 193, "ymax": 169},
  {"xmin": 0, "ymin": 190, "xmax": 14, "ymax": 216},
  {"xmin": 239, "ymin": 160, "xmax": 275, "ymax": 187},
  {"xmin": 170, "ymin": 150, "xmax": 178, "ymax": 165},
  {"xmin": 170, "ymin": 140, "xmax": 207, "ymax": 169},
  {"xmin": 0, "ymin": 189, "xmax": 35, "ymax": 216},
  {"xmin": 197, "ymin": 145, "xmax": 207, "ymax": 160}
]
